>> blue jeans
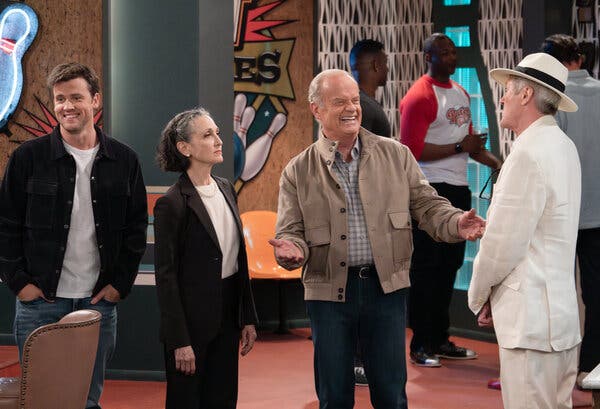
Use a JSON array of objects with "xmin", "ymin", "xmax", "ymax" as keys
[
  {"xmin": 307, "ymin": 271, "xmax": 408, "ymax": 409},
  {"xmin": 14, "ymin": 297, "xmax": 117, "ymax": 409}
]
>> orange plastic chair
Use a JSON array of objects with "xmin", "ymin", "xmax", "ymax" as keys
[{"xmin": 240, "ymin": 210, "xmax": 302, "ymax": 333}]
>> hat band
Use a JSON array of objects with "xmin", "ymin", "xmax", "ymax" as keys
[{"xmin": 514, "ymin": 66, "xmax": 565, "ymax": 93}]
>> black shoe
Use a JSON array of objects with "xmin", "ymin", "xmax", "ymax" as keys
[
  {"xmin": 410, "ymin": 348, "xmax": 441, "ymax": 367},
  {"xmin": 354, "ymin": 366, "xmax": 368, "ymax": 386},
  {"xmin": 434, "ymin": 341, "xmax": 477, "ymax": 360}
]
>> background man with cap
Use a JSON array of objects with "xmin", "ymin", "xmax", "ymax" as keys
[
  {"xmin": 468, "ymin": 53, "xmax": 582, "ymax": 409},
  {"xmin": 542, "ymin": 34, "xmax": 600, "ymax": 390}
]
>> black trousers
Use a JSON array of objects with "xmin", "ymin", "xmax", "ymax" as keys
[
  {"xmin": 577, "ymin": 227, "xmax": 600, "ymax": 373},
  {"xmin": 164, "ymin": 274, "xmax": 241, "ymax": 409},
  {"xmin": 408, "ymin": 183, "xmax": 471, "ymax": 352}
]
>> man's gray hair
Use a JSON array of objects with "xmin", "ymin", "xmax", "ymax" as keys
[
  {"xmin": 509, "ymin": 75, "xmax": 561, "ymax": 116},
  {"xmin": 308, "ymin": 69, "xmax": 356, "ymax": 106}
]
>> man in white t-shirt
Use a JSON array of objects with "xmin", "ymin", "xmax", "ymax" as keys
[{"xmin": 0, "ymin": 63, "xmax": 148, "ymax": 409}]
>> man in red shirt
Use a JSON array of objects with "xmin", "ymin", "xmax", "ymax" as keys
[{"xmin": 400, "ymin": 33, "xmax": 501, "ymax": 367}]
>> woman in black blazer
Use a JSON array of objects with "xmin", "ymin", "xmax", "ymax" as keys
[{"xmin": 154, "ymin": 108, "xmax": 258, "ymax": 409}]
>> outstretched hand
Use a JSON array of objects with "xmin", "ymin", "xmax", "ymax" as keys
[
  {"xmin": 457, "ymin": 208, "xmax": 485, "ymax": 241},
  {"xmin": 268, "ymin": 238, "xmax": 304, "ymax": 264}
]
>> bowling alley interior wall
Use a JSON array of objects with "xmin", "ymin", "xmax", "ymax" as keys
[
  {"xmin": 0, "ymin": 0, "xmax": 579, "ymax": 209},
  {"xmin": 234, "ymin": 0, "xmax": 315, "ymax": 213},
  {"xmin": 0, "ymin": 0, "xmax": 102, "ymax": 173}
]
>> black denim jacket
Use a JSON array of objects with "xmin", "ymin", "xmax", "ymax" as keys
[{"xmin": 0, "ymin": 126, "xmax": 148, "ymax": 299}]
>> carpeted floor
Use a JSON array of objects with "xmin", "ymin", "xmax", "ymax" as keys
[{"xmin": 0, "ymin": 330, "xmax": 593, "ymax": 408}]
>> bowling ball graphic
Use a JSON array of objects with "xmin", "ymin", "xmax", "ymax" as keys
[{"xmin": 233, "ymin": 132, "xmax": 245, "ymax": 180}]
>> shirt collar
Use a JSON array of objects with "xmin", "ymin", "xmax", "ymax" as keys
[
  {"xmin": 50, "ymin": 125, "xmax": 115, "ymax": 161},
  {"xmin": 334, "ymin": 135, "xmax": 361, "ymax": 162},
  {"xmin": 568, "ymin": 69, "xmax": 589, "ymax": 80}
]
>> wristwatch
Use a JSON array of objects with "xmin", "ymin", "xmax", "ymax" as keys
[{"xmin": 454, "ymin": 143, "xmax": 463, "ymax": 153}]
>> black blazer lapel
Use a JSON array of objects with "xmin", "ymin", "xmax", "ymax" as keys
[
  {"xmin": 215, "ymin": 176, "xmax": 244, "ymax": 236},
  {"xmin": 178, "ymin": 173, "xmax": 220, "ymax": 249}
]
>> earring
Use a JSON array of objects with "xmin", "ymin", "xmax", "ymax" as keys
[{"xmin": 186, "ymin": 154, "xmax": 191, "ymax": 158}]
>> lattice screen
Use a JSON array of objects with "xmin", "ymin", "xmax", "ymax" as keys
[
  {"xmin": 478, "ymin": 0, "xmax": 523, "ymax": 159},
  {"xmin": 317, "ymin": 0, "xmax": 433, "ymax": 140},
  {"xmin": 317, "ymin": 0, "xmax": 522, "ymax": 157}
]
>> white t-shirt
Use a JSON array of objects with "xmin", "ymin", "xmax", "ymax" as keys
[
  {"xmin": 195, "ymin": 178, "xmax": 239, "ymax": 279},
  {"xmin": 57, "ymin": 142, "xmax": 101, "ymax": 298},
  {"xmin": 419, "ymin": 82, "xmax": 470, "ymax": 185},
  {"xmin": 400, "ymin": 75, "xmax": 471, "ymax": 186}
]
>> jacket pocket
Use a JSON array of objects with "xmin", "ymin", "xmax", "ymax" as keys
[
  {"xmin": 25, "ymin": 179, "xmax": 57, "ymax": 229},
  {"xmin": 389, "ymin": 212, "xmax": 413, "ymax": 263},
  {"xmin": 303, "ymin": 226, "xmax": 330, "ymax": 282},
  {"xmin": 108, "ymin": 182, "xmax": 130, "ymax": 230},
  {"xmin": 501, "ymin": 280, "xmax": 520, "ymax": 291}
]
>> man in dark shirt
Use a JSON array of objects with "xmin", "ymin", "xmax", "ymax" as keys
[
  {"xmin": 350, "ymin": 39, "xmax": 392, "ymax": 138},
  {"xmin": 348, "ymin": 39, "xmax": 392, "ymax": 386},
  {"xmin": 0, "ymin": 62, "xmax": 148, "ymax": 409}
]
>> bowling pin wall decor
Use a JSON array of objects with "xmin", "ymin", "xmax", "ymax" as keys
[
  {"xmin": 241, "ymin": 112, "xmax": 286, "ymax": 181},
  {"xmin": 233, "ymin": 1, "xmax": 298, "ymax": 194},
  {"xmin": 0, "ymin": 3, "xmax": 38, "ymax": 132},
  {"xmin": 233, "ymin": 91, "xmax": 288, "ymax": 187}
]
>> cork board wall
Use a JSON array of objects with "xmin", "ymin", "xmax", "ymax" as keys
[
  {"xmin": 0, "ymin": 0, "xmax": 102, "ymax": 175},
  {"xmin": 235, "ymin": 0, "xmax": 315, "ymax": 213}
]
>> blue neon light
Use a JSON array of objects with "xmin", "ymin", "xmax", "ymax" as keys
[{"xmin": 0, "ymin": 3, "xmax": 39, "ymax": 130}]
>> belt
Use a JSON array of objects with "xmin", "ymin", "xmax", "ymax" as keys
[{"xmin": 348, "ymin": 264, "xmax": 376, "ymax": 279}]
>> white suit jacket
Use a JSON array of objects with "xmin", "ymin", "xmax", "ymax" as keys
[{"xmin": 468, "ymin": 115, "xmax": 581, "ymax": 352}]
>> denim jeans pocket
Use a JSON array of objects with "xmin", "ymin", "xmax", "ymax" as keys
[
  {"xmin": 18, "ymin": 297, "xmax": 46, "ymax": 306},
  {"xmin": 97, "ymin": 298, "xmax": 117, "ymax": 306}
]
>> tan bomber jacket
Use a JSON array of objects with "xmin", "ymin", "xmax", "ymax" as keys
[{"xmin": 275, "ymin": 128, "xmax": 465, "ymax": 302}]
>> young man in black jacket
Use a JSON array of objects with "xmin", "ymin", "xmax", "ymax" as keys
[{"xmin": 0, "ymin": 62, "xmax": 148, "ymax": 409}]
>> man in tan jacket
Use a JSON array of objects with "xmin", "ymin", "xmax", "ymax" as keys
[{"xmin": 270, "ymin": 69, "xmax": 485, "ymax": 409}]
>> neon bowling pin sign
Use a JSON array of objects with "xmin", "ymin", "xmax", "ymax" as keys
[{"xmin": 0, "ymin": 3, "xmax": 38, "ymax": 130}]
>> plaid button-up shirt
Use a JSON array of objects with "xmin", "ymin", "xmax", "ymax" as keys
[{"xmin": 331, "ymin": 137, "xmax": 373, "ymax": 266}]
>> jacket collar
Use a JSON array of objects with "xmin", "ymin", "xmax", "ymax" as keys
[
  {"xmin": 214, "ymin": 176, "xmax": 243, "ymax": 235},
  {"xmin": 178, "ymin": 172, "xmax": 243, "ymax": 249},
  {"xmin": 49, "ymin": 125, "xmax": 116, "ymax": 161},
  {"xmin": 514, "ymin": 115, "xmax": 557, "ymax": 148},
  {"xmin": 178, "ymin": 172, "xmax": 220, "ymax": 249},
  {"xmin": 315, "ymin": 127, "xmax": 377, "ymax": 167}
]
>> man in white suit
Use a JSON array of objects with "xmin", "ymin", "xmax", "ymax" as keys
[{"xmin": 468, "ymin": 53, "xmax": 582, "ymax": 409}]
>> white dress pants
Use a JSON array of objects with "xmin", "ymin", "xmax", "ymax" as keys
[{"xmin": 499, "ymin": 345, "xmax": 578, "ymax": 409}]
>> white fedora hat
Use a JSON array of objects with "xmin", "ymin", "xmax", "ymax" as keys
[{"xmin": 490, "ymin": 52, "xmax": 578, "ymax": 112}]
